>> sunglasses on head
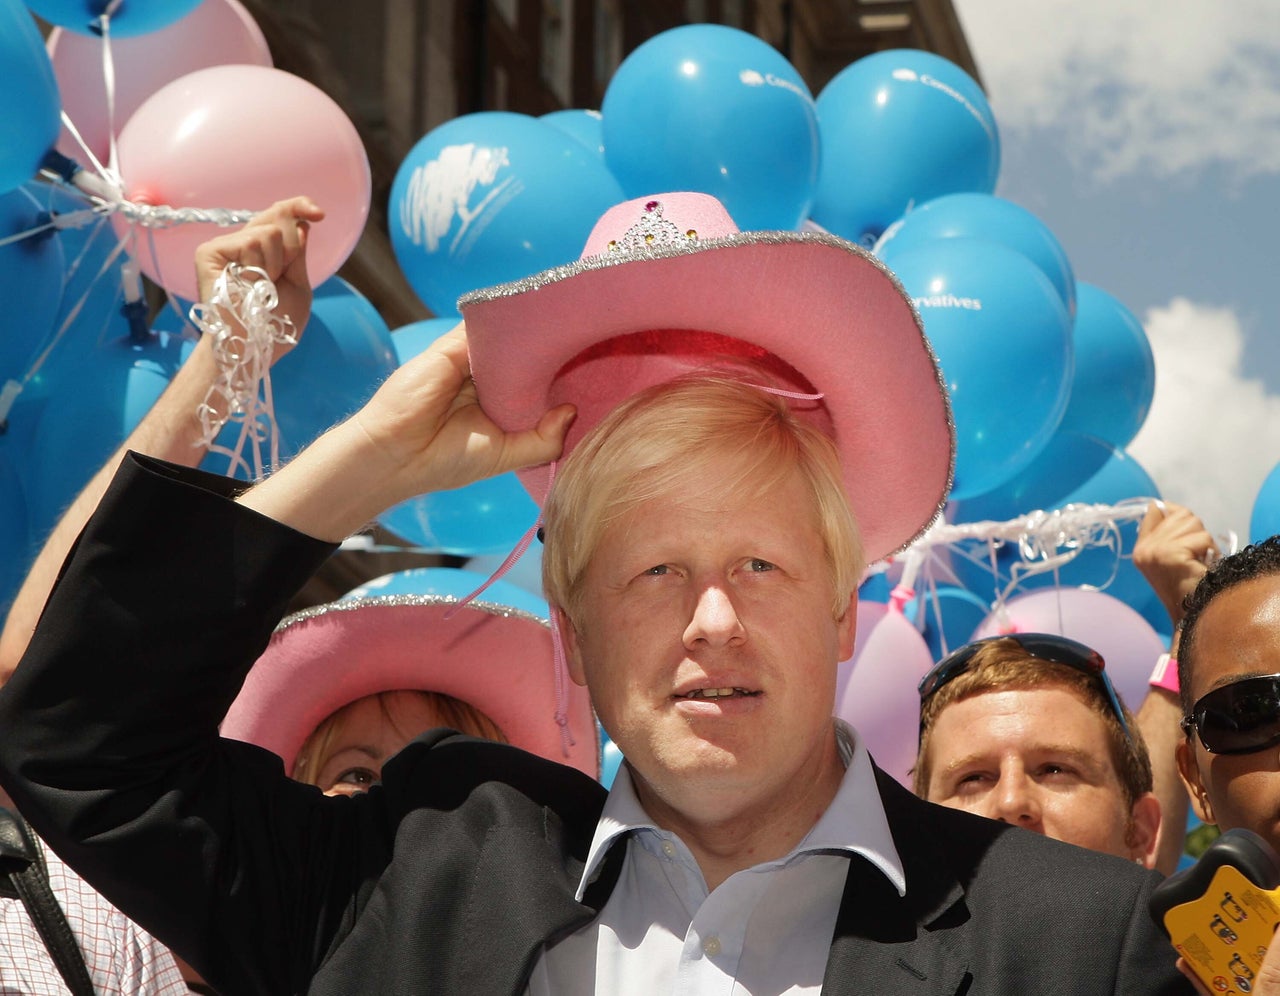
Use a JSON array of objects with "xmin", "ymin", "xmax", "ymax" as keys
[
  {"xmin": 918, "ymin": 633, "xmax": 1132, "ymax": 741},
  {"xmin": 1182, "ymin": 673, "xmax": 1280, "ymax": 755}
]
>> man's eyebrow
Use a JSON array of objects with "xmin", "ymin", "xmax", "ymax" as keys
[
  {"xmin": 1205, "ymin": 669, "xmax": 1280, "ymax": 693},
  {"xmin": 936, "ymin": 744, "xmax": 1104, "ymax": 778}
]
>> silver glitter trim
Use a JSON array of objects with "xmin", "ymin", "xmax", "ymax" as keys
[
  {"xmin": 272, "ymin": 594, "xmax": 551, "ymax": 636},
  {"xmin": 459, "ymin": 228, "xmax": 956, "ymax": 563}
]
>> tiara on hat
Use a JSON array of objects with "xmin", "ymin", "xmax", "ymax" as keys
[{"xmin": 605, "ymin": 199, "xmax": 699, "ymax": 255}]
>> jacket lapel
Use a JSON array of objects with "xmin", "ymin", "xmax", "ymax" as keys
[{"xmin": 822, "ymin": 767, "xmax": 971, "ymax": 995}]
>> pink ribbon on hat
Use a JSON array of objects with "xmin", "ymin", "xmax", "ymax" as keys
[{"xmin": 444, "ymin": 462, "xmax": 578, "ymax": 760}]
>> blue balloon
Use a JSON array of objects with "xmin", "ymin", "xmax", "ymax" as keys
[
  {"xmin": 377, "ymin": 318, "xmax": 539, "ymax": 556},
  {"xmin": 1057, "ymin": 283, "xmax": 1155, "ymax": 450},
  {"xmin": 903, "ymin": 584, "xmax": 992, "ymax": 661},
  {"xmin": 1250, "ymin": 461, "xmax": 1280, "ymax": 544},
  {"xmin": 23, "ymin": 0, "xmax": 202, "ymax": 37},
  {"xmin": 271, "ymin": 277, "xmax": 395, "ymax": 452},
  {"xmin": 951, "ymin": 431, "xmax": 1161, "ymax": 610},
  {"xmin": 389, "ymin": 111, "xmax": 624, "ymax": 315},
  {"xmin": 24, "ymin": 328, "xmax": 188, "ymax": 545},
  {"xmin": 602, "ymin": 23, "xmax": 818, "ymax": 231},
  {"xmin": 813, "ymin": 50, "xmax": 999, "ymax": 244},
  {"xmin": 0, "ymin": 187, "xmax": 67, "ymax": 383},
  {"xmin": 389, "ymin": 317, "xmax": 458, "ymax": 363},
  {"xmin": 539, "ymin": 109, "xmax": 606, "ymax": 160},
  {"xmin": 0, "ymin": 0, "xmax": 59, "ymax": 194},
  {"xmin": 889, "ymin": 237, "xmax": 1072, "ymax": 500},
  {"xmin": 342, "ymin": 565, "xmax": 550, "ymax": 619},
  {"xmin": 1, "ymin": 184, "xmax": 133, "ymax": 465},
  {"xmin": 875, "ymin": 193, "xmax": 1075, "ymax": 317}
]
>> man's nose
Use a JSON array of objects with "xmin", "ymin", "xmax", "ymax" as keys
[
  {"xmin": 683, "ymin": 584, "xmax": 747, "ymax": 649},
  {"xmin": 991, "ymin": 770, "xmax": 1043, "ymax": 832}
]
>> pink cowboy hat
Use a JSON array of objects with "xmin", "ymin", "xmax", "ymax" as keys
[
  {"xmin": 461, "ymin": 191, "xmax": 954, "ymax": 563},
  {"xmin": 220, "ymin": 596, "xmax": 600, "ymax": 779}
]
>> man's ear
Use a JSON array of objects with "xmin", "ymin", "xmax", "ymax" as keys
[
  {"xmin": 1126, "ymin": 792, "xmax": 1163, "ymax": 869},
  {"xmin": 1176, "ymin": 737, "xmax": 1218, "ymax": 826},
  {"xmin": 552, "ymin": 606, "xmax": 588, "ymax": 687},
  {"xmin": 837, "ymin": 592, "xmax": 858, "ymax": 662}
]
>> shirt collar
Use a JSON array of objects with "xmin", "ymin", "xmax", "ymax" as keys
[{"xmin": 575, "ymin": 720, "xmax": 906, "ymax": 900}]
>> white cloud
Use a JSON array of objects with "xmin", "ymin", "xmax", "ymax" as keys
[
  {"xmin": 953, "ymin": 0, "xmax": 1280, "ymax": 181},
  {"xmin": 1128, "ymin": 298, "xmax": 1280, "ymax": 541}
]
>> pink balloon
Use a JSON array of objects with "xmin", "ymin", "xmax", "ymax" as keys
[
  {"xmin": 835, "ymin": 600, "xmax": 935, "ymax": 788},
  {"xmin": 112, "ymin": 64, "xmax": 371, "ymax": 301},
  {"xmin": 48, "ymin": 0, "xmax": 271, "ymax": 169},
  {"xmin": 970, "ymin": 586, "xmax": 1166, "ymax": 712}
]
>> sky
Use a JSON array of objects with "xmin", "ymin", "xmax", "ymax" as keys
[{"xmin": 952, "ymin": 0, "xmax": 1280, "ymax": 545}]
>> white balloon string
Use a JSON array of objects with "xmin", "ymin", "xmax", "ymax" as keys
[
  {"xmin": 57, "ymin": 111, "xmax": 111, "ymax": 184},
  {"xmin": 190, "ymin": 263, "xmax": 296, "ymax": 481},
  {"xmin": 96, "ymin": 5, "xmax": 121, "ymax": 177}
]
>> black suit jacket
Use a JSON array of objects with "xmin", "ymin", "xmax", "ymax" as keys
[{"xmin": 0, "ymin": 455, "xmax": 1191, "ymax": 995}]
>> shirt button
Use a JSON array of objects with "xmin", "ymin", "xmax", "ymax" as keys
[
  {"xmin": 661, "ymin": 841, "xmax": 676, "ymax": 858},
  {"xmin": 703, "ymin": 936, "xmax": 722, "ymax": 957}
]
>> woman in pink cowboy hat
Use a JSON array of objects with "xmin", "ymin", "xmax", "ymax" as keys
[{"xmin": 220, "ymin": 576, "xmax": 599, "ymax": 794}]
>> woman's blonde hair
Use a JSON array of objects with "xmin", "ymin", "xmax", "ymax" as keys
[
  {"xmin": 541, "ymin": 375, "xmax": 865, "ymax": 626},
  {"xmin": 293, "ymin": 689, "xmax": 507, "ymax": 787}
]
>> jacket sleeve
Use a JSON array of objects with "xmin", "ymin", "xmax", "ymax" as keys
[{"xmin": 0, "ymin": 452, "xmax": 359, "ymax": 995}]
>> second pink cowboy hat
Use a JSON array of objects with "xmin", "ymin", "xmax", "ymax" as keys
[{"xmin": 461, "ymin": 191, "xmax": 954, "ymax": 562}]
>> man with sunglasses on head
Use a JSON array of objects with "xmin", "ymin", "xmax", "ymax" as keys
[{"xmin": 916, "ymin": 634, "xmax": 1163, "ymax": 867}]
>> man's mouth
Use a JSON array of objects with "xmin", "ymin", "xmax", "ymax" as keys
[{"xmin": 678, "ymin": 687, "xmax": 760, "ymax": 699}]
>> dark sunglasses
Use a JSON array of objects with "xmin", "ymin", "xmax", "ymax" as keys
[
  {"xmin": 918, "ymin": 633, "xmax": 1132, "ymax": 741},
  {"xmin": 1182, "ymin": 674, "xmax": 1280, "ymax": 755}
]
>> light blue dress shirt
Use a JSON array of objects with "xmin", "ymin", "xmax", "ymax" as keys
[{"xmin": 527, "ymin": 721, "xmax": 905, "ymax": 995}]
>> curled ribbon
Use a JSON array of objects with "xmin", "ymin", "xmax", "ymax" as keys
[{"xmin": 191, "ymin": 263, "xmax": 296, "ymax": 480}]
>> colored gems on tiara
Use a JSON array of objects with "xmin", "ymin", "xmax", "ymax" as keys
[{"xmin": 606, "ymin": 200, "xmax": 698, "ymax": 254}]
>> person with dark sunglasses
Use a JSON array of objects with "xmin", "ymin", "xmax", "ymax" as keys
[
  {"xmin": 915, "ymin": 633, "xmax": 1162, "ymax": 867},
  {"xmin": 1168, "ymin": 536, "xmax": 1280, "ymax": 993},
  {"xmin": 1176, "ymin": 535, "xmax": 1280, "ymax": 853}
]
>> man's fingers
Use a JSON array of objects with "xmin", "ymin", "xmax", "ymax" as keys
[{"xmin": 502, "ymin": 404, "xmax": 576, "ymax": 472}]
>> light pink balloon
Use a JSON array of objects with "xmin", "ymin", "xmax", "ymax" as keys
[
  {"xmin": 835, "ymin": 600, "xmax": 935, "ymax": 788},
  {"xmin": 970, "ymin": 586, "xmax": 1166, "ymax": 712},
  {"xmin": 48, "ymin": 0, "xmax": 271, "ymax": 168},
  {"xmin": 112, "ymin": 64, "xmax": 371, "ymax": 301}
]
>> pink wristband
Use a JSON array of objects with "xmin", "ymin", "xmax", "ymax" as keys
[{"xmin": 1149, "ymin": 653, "xmax": 1180, "ymax": 694}]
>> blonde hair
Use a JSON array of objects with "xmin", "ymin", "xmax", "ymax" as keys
[
  {"xmin": 914, "ymin": 638, "xmax": 1151, "ymax": 807},
  {"xmin": 293, "ymin": 689, "xmax": 507, "ymax": 787},
  {"xmin": 541, "ymin": 375, "xmax": 864, "ymax": 626}
]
